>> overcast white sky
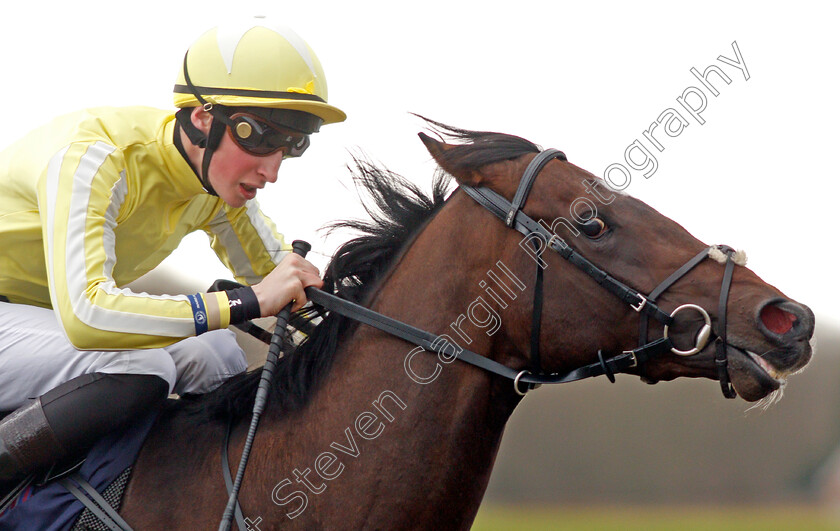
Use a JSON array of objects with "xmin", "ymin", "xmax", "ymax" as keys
[{"xmin": 2, "ymin": 1, "xmax": 837, "ymax": 329}]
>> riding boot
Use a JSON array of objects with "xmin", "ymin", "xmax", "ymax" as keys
[
  {"xmin": 0, "ymin": 372, "xmax": 168, "ymax": 495},
  {"xmin": 0, "ymin": 398, "xmax": 63, "ymax": 495}
]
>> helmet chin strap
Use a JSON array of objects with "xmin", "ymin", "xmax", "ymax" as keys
[
  {"xmin": 175, "ymin": 108, "xmax": 208, "ymax": 148},
  {"xmin": 198, "ymin": 116, "xmax": 227, "ymax": 196},
  {"xmin": 178, "ymin": 51, "xmax": 239, "ymax": 197},
  {"xmin": 174, "ymin": 108, "xmax": 221, "ymax": 196}
]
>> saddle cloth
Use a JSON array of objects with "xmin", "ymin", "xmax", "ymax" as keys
[{"xmin": 0, "ymin": 412, "xmax": 156, "ymax": 530}]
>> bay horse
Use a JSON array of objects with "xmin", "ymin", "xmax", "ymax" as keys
[{"xmin": 118, "ymin": 121, "xmax": 814, "ymax": 529}]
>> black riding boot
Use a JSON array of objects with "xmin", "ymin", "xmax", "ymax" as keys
[
  {"xmin": 0, "ymin": 398, "xmax": 64, "ymax": 497},
  {"xmin": 0, "ymin": 373, "xmax": 168, "ymax": 495}
]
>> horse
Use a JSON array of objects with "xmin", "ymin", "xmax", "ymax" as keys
[{"xmin": 115, "ymin": 121, "xmax": 814, "ymax": 529}]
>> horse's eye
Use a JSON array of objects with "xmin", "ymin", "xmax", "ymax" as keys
[{"xmin": 580, "ymin": 217, "xmax": 607, "ymax": 238}]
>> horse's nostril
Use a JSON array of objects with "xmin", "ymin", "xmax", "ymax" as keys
[{"xmin": 760, "ymin": 303, "xmax": 798, "ymax": 335}]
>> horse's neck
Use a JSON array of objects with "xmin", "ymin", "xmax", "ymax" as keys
[
  {"xmin": 124, "ymin": 196, "xmax": 530, "ymax": 529},
  {"xmin": 257, "ymin": 324, "xmax": 515, "ymax": 528},
  {"xmin": 251, "ymin": 211, "xmax": 521, "ymax": 528}
]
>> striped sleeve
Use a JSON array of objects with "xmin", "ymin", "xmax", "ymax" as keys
[
  {"xmin": 204, "ymin": 199, "xmax": 289, "ymax": 286},
  {"xmin": 38, "ymin": 141, "xmax": 223, "ymax": 350}
]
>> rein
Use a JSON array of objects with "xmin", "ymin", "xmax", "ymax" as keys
[{"xmin": 303, "ymin": 288, "xmax": 673, "ymax": 393}]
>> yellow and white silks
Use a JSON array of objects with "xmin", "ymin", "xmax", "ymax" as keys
[{"xmin": 0, "ymin": 106, "xmax": 288, "ymax": 350}]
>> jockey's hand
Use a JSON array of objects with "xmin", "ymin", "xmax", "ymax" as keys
[{"xmin": 252, "ymin": 252, "xmax": 323, "ymax": 316}]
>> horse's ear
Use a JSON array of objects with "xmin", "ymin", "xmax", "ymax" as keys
[{"xmin": 418, "ymin": 132, "xmax": 485, "ymax": 186}]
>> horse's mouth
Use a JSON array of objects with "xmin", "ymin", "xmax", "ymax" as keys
[{"xmin": 725, "ymin": 345, "xmax": 784, "ymax": 402}]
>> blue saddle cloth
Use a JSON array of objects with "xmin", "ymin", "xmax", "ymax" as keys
[{"xmin": 0, "ymin": 412, "xmax": 156, "ymax": 530}]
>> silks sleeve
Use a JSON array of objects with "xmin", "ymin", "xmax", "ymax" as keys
[
  {"xmin": 38, "ymin": 141, "xmax": 231, "ymax": 350},
  {"xmin": 203, "ymin": 199, "xmax": 290, "ymax": 287}
]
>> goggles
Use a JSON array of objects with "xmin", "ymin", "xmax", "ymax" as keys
[{"xmin": 226, "ymin": 112, "xmax": 310, "ymax": 158}]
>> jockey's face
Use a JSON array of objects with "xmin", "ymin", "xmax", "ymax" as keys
[
  {"xmin": 206, "ymin": 127, "xmax": 285, "ymax": 208},
  {"xmin": 189, "ymin": 108, "xmax": 286, "ymax": 208}
]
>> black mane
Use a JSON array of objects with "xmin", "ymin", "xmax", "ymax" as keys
[{"xmin": 179, "ymin": 120, "xmax": 540, "ymax": 422}]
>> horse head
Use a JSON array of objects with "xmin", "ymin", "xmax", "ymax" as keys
[{"xmin": 419, "ymin": 124, "xmax": 813, "ymax": 403}]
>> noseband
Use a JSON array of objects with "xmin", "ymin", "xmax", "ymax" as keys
[{"xmin": 460, "ymin": 148, "xmax": 739, "ymax": 398}]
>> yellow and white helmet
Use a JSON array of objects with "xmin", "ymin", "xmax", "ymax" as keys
[{"xmin": 174, "ymin": 20, "xmax": 346, "ymax": 128}]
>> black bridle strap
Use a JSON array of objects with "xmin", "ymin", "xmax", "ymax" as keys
[
  {"xmin": 304, "ymin": 286, "xmax": 670, "ymax": 387},
  {"xmin": 506, "ymin": 149, "xmax": 567, "ymax": 226},
  {"xmin": 461, "ymin": 184, "xmax": 674, "ymax": 327},
  {"xmin": 510, "ymin": 149, "xmax": 564, "ymax": 379},
  {"xmin": 716, "ymin": 249, "xmax": 737, "ymax": 398},
  {"xmin": 638, "ymin": 246, "xmax": 714, "ymax": 347},
  {"xmin": 529, "ymin": 238, "xmax": 544, "ymax": 375}
]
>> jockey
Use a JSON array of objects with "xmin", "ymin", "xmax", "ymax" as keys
[{"xmin": 0, "ymin": 20, "xmax": 341, "ymax": 492}]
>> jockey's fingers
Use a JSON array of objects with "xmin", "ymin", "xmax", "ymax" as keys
[
  {"xmin": 289, "ymin": 271, "xmax": 323, "ymax": 312},
  {"xmin": 281, "ymin": 252, "xmax": 321, "ymax": 277}
]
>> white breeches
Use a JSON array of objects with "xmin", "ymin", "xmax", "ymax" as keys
[{"xmin": 0, "ymin": 302, "xmax": 247, "ymax": 411}]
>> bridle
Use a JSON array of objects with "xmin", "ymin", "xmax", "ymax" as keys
[
  {"xmin": 306, "ymin": 147, "xmax": 740, "ymax": 398},
  {"xmin": 457, "ymin": 148, "xmax": 739, "ymax": 398}
]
